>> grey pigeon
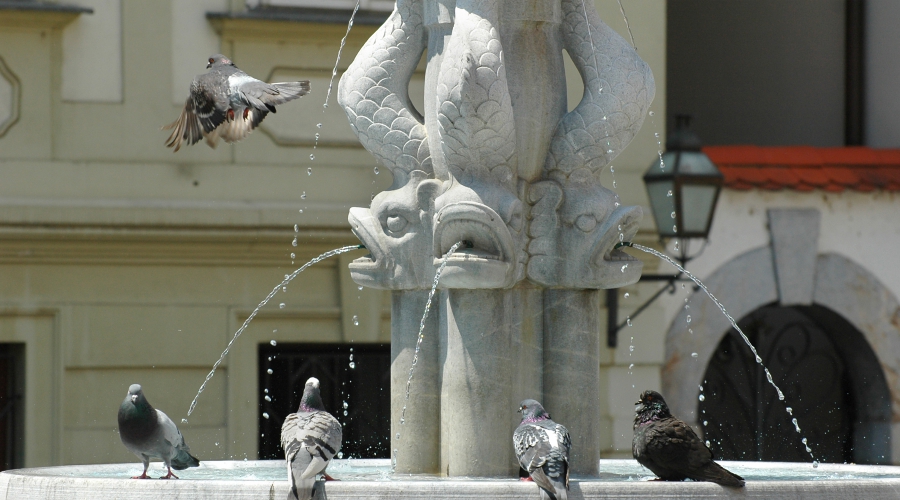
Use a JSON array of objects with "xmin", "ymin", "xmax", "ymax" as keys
[
  {"xmin": 633, "ymin": 390, "xmax": 744, "ymax": 487},
  {"xmin": 117, "ymin": 384, "xmax": 200, "ymax": 479},
  {"xmin": 163, "ymin": 54, "xmax": 310, "ymax": 151},
  {"xmin": 280, "ymin": 377, "xmax": 343, "ymax": 500},
  {"xmin": 513, "ymin": 399, "xmax": 571, "ymax": 500}
]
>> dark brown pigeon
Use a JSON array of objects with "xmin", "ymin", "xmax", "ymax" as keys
[
  {"xmin": 513, "ymin": 399, "xmax": 570, "ymax": 500},
  {"xmin": 632, "ymin": 390, "xmax": 744, "ymax": 487},
  {"xmin": 164, "ymin": 54, "xmax": 310, "ymax": 151}
]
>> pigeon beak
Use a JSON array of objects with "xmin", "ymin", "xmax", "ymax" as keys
[{"xmin": 131, "ymin": 395, "xmax": 138, "ymax": 403}]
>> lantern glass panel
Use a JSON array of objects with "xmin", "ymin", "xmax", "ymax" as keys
[
  {"xmin": 681, "ymin": 183, "xmax": 719, "ymax": 234},
  {"xmin": 645, "ymin": 179, "xmax": 676, "ymax": 237}
]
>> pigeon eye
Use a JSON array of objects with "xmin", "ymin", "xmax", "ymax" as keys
[{"xmin": 208, "ymin": 58, "xmax": 214, "ymax": 64}]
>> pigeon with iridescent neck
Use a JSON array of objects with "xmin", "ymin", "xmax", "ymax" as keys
[
  {"xmin": 280, "ymin": 377, "xmax": 343, "ymax": 500},
  {"xmin": 513, "ymin": 399, "xmax": 571, "ymax": 500},
  {"xmin": 117, "ymin": 384, "xmax": 199, "ymax": 479},
  {"xmin": 163, "ymin": 54, "xmax": 310, "ymax": 151},
  {"xmin": 633, "ymin": 390, "xmax": 744, "ymax": 487}
]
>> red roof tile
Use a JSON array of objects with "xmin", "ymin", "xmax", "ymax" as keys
[{"xmin": 704, "ymin": 146, "xmax": 900, "ymax": 192}]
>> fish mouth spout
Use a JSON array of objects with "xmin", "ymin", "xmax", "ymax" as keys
[
  {"xmin": 347, "ymin": 207, "xmax": 391, "ymax": 289},
  {"xmin": 432, "ymin": 202, "xmax": 516, "ymax": 289},
  {"xmin": 590, "ymin": 206, "xmax": 643, "ymax": 288}
]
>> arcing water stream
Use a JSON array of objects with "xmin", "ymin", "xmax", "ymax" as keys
[
  {"xmin": 186, "ymin": 245, "xmax": 365, "ymax": 417},
  {"xmin": 621, "ymin": 242, "xmax": 819, "ymax": 466}
]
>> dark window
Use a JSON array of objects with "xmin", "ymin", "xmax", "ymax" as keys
[
  {"xmin": 258, "ymin": 343, "xmax": 390, "ymax": 460},
  {"xmin": 700, "ymin": 305, "xmax": 891, "ymax": 464},
  {"xmin": 0, "ymin": 344, "xmax": 24, "ymax": 471}
]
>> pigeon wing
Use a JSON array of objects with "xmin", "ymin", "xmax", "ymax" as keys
[
  {"xmin": 513, "ymin": 423, "xmax": 557, "ymax": 494},
  {"xmin": 238, "ymin": 80, "xmax": 310, "ymax": 112},
  {"xmin": 643, "ymin": 417, "xmax": 712, "ymax": 475},
  {"xmin": 163, "ymin": 78, "xmax": 228, "ymax": 151},
  {"xmin": 281, "ymin": 411, "xmax": 343, "ymax": 500},
  {"xmin": 156, "ymin": 409, "xmax": 200, "ymax": 470}
]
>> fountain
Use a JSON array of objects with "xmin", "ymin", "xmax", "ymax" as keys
[{"xmin": 1, "ymin": 0, "xmax": 899, "ymax": 498}]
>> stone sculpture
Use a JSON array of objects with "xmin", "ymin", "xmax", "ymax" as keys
[{"xmin": 338, "ymin": 0, "xmax": 654, "ymax": 477}]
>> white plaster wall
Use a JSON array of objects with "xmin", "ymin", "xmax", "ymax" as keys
[
  {"xmin": 171, "ymin": 0, "xmax": 228, "ymax": 105},
  {"xmin": 655, "ymin": 189, "xmax": 900, "ymax": 326},
  {"xmin": 61, "ymin": 0, "xmax": 123, "ymax": 103},
  {"xmin": 865, "ymin": 0, "xmax": 900, "ymax": 148}
]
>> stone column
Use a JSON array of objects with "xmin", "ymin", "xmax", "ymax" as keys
[
  {"xmin": 440, "ymin": 287, "xmax": 542, "ymax": 477},
  {"xmin": 391, "ymin": 290, "xmax": 441, "ymax": 474},
  {"xmin": 543, "ymin": 289, "xmax": 602, "ymax": 476}
]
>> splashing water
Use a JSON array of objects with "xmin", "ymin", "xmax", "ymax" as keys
[
  {"xmin": 623, "ymin": 242, "xmax": 818, "ymax": 466},
  {"xmin": 187, "ymin": 245, "xmax": 364, "ymax": 416},
  {"xmin": 392, "ymin": 241, "xmax": 462, "ymax": 470}
]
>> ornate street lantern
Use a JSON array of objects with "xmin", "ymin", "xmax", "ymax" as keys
[{"xmin": 643, "ymin": 115, "xmax": 723, "ymax": 239}]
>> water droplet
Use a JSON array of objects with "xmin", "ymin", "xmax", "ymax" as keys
[
  {"xmin": 262, "ymin": 412, "xmax": 270, "ymax": 419},
  {"xmin": 349, "ymin": 362, "xmax": 356, "ymax": 369},
  {"xmin": 691, "ymin": 352, "xmax": 698, "ymax": 358},
  {"xmin": 315, "ymin": 133, "xmax": 320, "ymax": 140},
  {"xmin": 684, "ymin": 304, "xmax": 690, "ymax": 310},
  {"xmin": 621, "ymin": 263, "xmax": 628, "ymax": 272},
  {"xmin": 343, "ymin": 410, "xmax": 348, "ymax": 416},
  {"xmin": 349, "ymin": 354, "xmax": 354, "ymax": 361},
  {"xmin": 215, "ymin": 442, "xmax": 219, "ymax": 446},
  {"xmin": 374, "ymin": 167, "xmax": 379, "ymax": 175},
  {"xmin": 610, "ymin": 166, "xmax": 615, "ymax": 173},
  {"xmin": 686, "ymin": 315, "xmax": 691, "ymax": 323},
  {"xmin": 787, "ymin": 407, "xmax": 793, "ymax": 415},
  {"xmin": 698, "ymin": 394, "xmax": 705, "ymax": 401},
  {"xmin": 629, "ymin": 363, "xmax": 634, "ymax": 369},
  {"xmin": 352, "ymin": 315, "xmax": 359, "ymax": 326},
  {"xmin": 654, "ymin": 132, "xmax": 660, "ymax": 138},
  {"xmin": 624, "ymin": 292, "xmax": 630, "ymax": 298},
  {"xmin": 264, "ymin": 395, "xmax": 271, "ymax": 402},
  {"xmin": 181, "ymin": 418, "xmax": 188, "ymax": 424},
  {"xmin": 292, "ymin": 238, "xmax": 298, "ymax": 247},
  {"xmin": 667, "ymin": 190, "xmax": 673, "ymax": 197},
  {"xmin": 307, "ymin": 167, "xmax": 312, "ymax": 175},
  {"xmin": 323, "ymin": 103, "xmax": 329, "ymax": 109},
  {"xmin": 309, "ymin": 154, "xmax": 315, "ymax": 161},
  {"xmin": 343, "ymin": 401, "xmax": 349, "ymax": 409},
  {"xmin": 279, "ymin": 303, "xmax": 285, "ymax": 309},
  {"xmin": 688, "ymin": 328, "xmax": 693, "ymax": 334},
  {"xmin": 672, "ymin": 225, "xmax": 678, "ymax": 232},
  {"xmin": 301, "ymin": 191, "xmax": 307, "ymax": 200},
  {"xmin": 400, "ymin": 418, "xmax": 405, "ymax": 425},
  {"xmin": 755, "ymin": 355, "xmax": 763, "ymax": 364},
  {"xmin": 270, "ymin": 340, "xmax": 277, "ymax": 346},
  {"xmin": 626, "ymin": 317, "xmax": 632, "ymax": 327},
  {"xmin": 649, "ymin": 111, "xmax": 655, "ymax": 116},
  {"xmin": 298, "ymin": 209, "xmax": 303, "ymax": 214},
  {"xmin": 290, "ymin": 252, "xmax": 295, "ymax": 259},
  {"xmin": 294, "ymin": 224, "xmax": 299, "ymax": 232},
  {"xmin": 705, "ymin": 440, "xmax": 710, "ymax": 447},
  {"xmin": 703, "ymin": 420, "xmax": 708, "ymax": 426},
  {"xmin": 267, "ymin": 368, "xmax": 273, "ymax": 374},
  {"xmin": 396, "ymin": 433, "xmax": 400, "ymax": 439},
  {"xmin": 813, "ymin": 461, "xmax": 819, "ymax": 468},
  {"xmin": 612, "ymin": 181, "xmax": 617, "ymax": 188},
  {"xmin": 619, "ymin": 232, "xmax": 624, "ymax": 242},
  {"xmin": 316, "ymin": 123, "xmax": 323, "ymax": 128},
  {"xmin": 802, "ymin": 438, "xmax": 808, "ymax": 444},
  {"xmin": 357, "ymin": 285, "xmax": 363, "ymax": 291},
  {"xmin": 670, "ymin": 211, "xmax": 676, "ymax": 219},
  {"xmin": 674, "ymin": 240, "xmax": 680, "ymax": 251},
  {"xmin": 629, "ymin": 345, "xmax": 634, "ymax": 352}
]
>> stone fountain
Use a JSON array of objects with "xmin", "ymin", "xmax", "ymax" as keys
[
  {"xmin": 338, "ymin": 0, "xmax": 651, "ymax": 478},
  {"xmin": 2, "ymin": 0, "xmax": 900, "ymax": 498}
]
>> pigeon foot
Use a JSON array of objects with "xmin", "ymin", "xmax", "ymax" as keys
[
  {"xmin": 131, "ymin": 473, "xmax": 151, "ymax": 479},
  {"xmin": 519, "ymin": 477, "xmax": 534, "ymax": 482},
  {"xmin": 323, "ymin": 474, "xmax": 339, "ymax": 481},
  {"xmin": 159, "ymin": 468, "xmax": 180, "ymax": 480}
]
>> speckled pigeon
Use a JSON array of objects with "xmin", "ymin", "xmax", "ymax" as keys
[
  {"xmin": 633, "ymin": 390, "xmax": 744, "ymax": 487},
  {"xmin": 117, "ymin": 384, "xmax": 199, "ymax": 479},
  {"xmin": 513, "ymin": 399, "xmax": 571, "ymax": 500},
  {"xmin": 280, "ymin": 377, "xmax": 343, "ymax": 500},
  {"xmin": 163, "ymin": 54, "xmax": 310, "ymax": 151}
]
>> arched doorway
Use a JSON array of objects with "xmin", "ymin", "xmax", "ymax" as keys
[{"xmin": 699, "ymin": 304, "xmax": 890, "ymax": 464}]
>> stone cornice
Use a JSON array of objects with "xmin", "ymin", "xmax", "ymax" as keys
[
  {"xmin": 207, "ymin": 9, "xmax": 381, "ymax": 43},
  {"xmin": 0, "ymin": 1, "xmax": 91, "ymax": 29}
]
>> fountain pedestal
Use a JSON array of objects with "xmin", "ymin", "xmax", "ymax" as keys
[{"xmin": 339, "ymin": 0, "xmax": 654, "ymax": 476}]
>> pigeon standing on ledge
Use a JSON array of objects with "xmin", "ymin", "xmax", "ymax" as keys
[
  {"xmin": 163, "ymin": 54, "xmax": 310, "ymax": 151},
  {"xmin": 281, "ymin": 377, "xmax": 343, "ymax": 500},
  {"xmin": 633, "ymin": 389, "xmax": 745, "ymax": 487},
  {"xmin": 513, "ymin": 399, "xmax": 571, "ymax": 500},
  {"xmin": 117, "ymin": 384, "xmax": 200, "ymax": 479}
]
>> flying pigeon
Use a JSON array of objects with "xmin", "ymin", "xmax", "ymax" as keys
[
  {"xmin": 632, "ymin": 390, "xmax": 744, "ymax": 487},
  {"xmin": 163, "ymin": 54, "xmax": 310, "ymax": 151},
  {"xmin": 280, "ymin": 377, "xmax": 343, "ymax": 500},
  {"xmin": 513, "ymin": 399, "xmax": 571, "ymax": 500},
  {"xmin": 117, "ymin": 384, "xmax": 200, "ymax": 479}
]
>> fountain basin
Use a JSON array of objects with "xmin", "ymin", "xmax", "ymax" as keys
[{"xmin": 2, "ymin": 459, "xmax": 899, "ymax": 499}]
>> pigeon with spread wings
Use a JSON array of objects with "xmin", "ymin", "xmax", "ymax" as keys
[{"xmin": 164, "ymin": 54, "xmax": 309, "ymax": 151}]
